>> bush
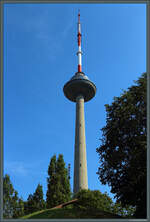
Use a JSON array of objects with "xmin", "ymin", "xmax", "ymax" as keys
[{"xmin": 73, "ymin": 189, "xmax": 113, "ymax": 212}]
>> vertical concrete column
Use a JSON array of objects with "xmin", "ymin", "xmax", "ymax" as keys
[{"xmin": 73, "ymin": 94, "xmax": 88, "ymax": 194}]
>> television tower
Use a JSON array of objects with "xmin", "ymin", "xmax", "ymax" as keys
[{"xmin": 63, "ymin": 11, "xmax": 96, "ymax": 194}]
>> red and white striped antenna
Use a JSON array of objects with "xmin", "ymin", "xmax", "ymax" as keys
[{"xmin": 77, "ymin": 10, "xmax": 82, "ymax": 73}]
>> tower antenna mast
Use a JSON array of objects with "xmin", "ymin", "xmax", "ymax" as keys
[{"xmin": 77, "ymin": 10, "xmax": 82, "ymax": 73}]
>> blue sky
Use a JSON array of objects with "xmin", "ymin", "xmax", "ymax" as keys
[{"xmin": 4, "ymin": 3, "xmax": 146, "ymax": 202}]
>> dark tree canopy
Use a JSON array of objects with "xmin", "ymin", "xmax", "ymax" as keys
[
  {"xmin": 33, "ymin": 184, "xmax": 45, "ymax": 211},
  {"xmin": 3, "ymin": 174, "xmax": 24, "ymax": 218},
  {"xmin": 96, "ymin": 73, "xmax": 146, "ymax": 218},
  {"xmin": 24, "ymin": 194, "xmax": 35, "ymax": 215},
  {"xmin": 46, "ymin": 155, "xmax": 57, "ymax": 208},
  {"xmin": 46, "ymin": 154, "xmax": 71, "ymax": 208},
  {"xmin": 24, "ymin": 184, "xmax": 45, "ymax": 215}
]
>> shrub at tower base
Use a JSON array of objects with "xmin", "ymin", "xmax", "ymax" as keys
[
  {"xmin": 73, "ymin": 189, "xmax": 113, "ymax": 212},
  {"xmin": 46, "ymin": 154, "xmax": 71, "ymax": 208},
  {"xmin": 96, "ymin": 73, "xmax": 146, "ymax": 218},
  {"xmin": 73, "ymin": 189, "xmax": 135, "ymax": 217}
]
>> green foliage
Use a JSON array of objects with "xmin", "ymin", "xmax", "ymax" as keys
[
  {"xmin": 111, "ymin": 202, "xmax": 136, "ymax": 217},
  {"xmin": 24, "ymin": 194, "xmax": 34, "ymax": 215},
  {"xmin": 55, "ymin": 154, "xmax": 71, "ymax": 202},
  {"xmin": 96, "ymin": 73, "xmax": 146, "ymax": 218},
  {"xmin": 33, "ymin": 184, "xmax": 46, "ymax": 211},
  {"xmin": 3, "ymin": 174, "xmax": 14, "ymax": 218},
  {"xmin": 3, "ymin": 174, "xmax": 24, "ymax": 218},
  {"xmin": 24, "ymin": 184, "xmax": 45, "ymax": 215},
  {"xmin": 73, "ymin": 189, "xmax": 135, "ymax": 218},
  {"xmin": 13, "ymin": 197, "xmax": 24, "ymax": 218},
  {"xmin": 73, "ymin": 189, "xmax": 113, "ymax": 212},
  {"xmin": 46, "ymin": 155, "xmax": 57, "ymax": 208},
  {"xmin": 46, "ymin": 154, "xmax": 71, "ymax": 208}
]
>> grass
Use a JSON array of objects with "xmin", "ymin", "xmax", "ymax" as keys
[{"xmin": 21, "ymin": 207, "xmax": 124, "ymax": 219}]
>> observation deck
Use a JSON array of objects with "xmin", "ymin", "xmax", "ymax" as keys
[{"xmin": 63, "ymin": 72, "xmax": 96, "ymax": 102}]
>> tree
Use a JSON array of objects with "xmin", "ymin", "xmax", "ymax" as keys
[
  {"xmin": 73, "ymin": 189, "xmax": 135, "ymax": 217},
  {"xmin": 96, "ymin": 73, "xmax": 146, "ymax": 218},
  {"xmin": 112, "ymin": 202, "xmax": 136, "ymax": 218},
  {"xmin": 55, "ymin": 154, "xmax": 71, "ymax": 202},
  {"xmin": 24, "ymin": 184, "xmax": 45, "ymax": 214},
  {"xmin": 73, "ymin": 189, "xmax": 114, "ymax": 212},
  {"xmin": 3, "ymin": 174, "xmax": 24, "ymax": 218},
  {"xmin": 46, "ymin": 154, "xmax": 71, "ymax": 208},
  {"xmin": 24, "ymin": 194, "xmax": 35, "ymax": 215},
  {"xmin": 3, "ymin": 174, "xmax": 14, "ymax": 218},
  {"xmin": 46, "ymin": 155, "xmax": 57, "ymax": 208},
  {"xmin": 13, "ymin": 196, "xmax": 24, "ymax": 218},
  {"xmin": 33, "ymin": 184, "xmax": 46, "ymax": 211},
  {"xmin": 17, "ymin": 198, "xmax": 24, "ymax": 217}
]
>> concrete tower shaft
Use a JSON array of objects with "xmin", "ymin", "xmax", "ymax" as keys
[{"xmin": 74, "ymin": 95, "xmax": 88, "ymax": 193}]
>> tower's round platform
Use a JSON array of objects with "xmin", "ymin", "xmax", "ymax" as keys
[{"xmin": 63, "ymin": 72, "xmax": 96, "ymax": 102}]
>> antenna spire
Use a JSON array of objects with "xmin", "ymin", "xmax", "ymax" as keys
[{"xmin": 77, "ymin": 10, "xmax": 82, "ymax": 73}]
